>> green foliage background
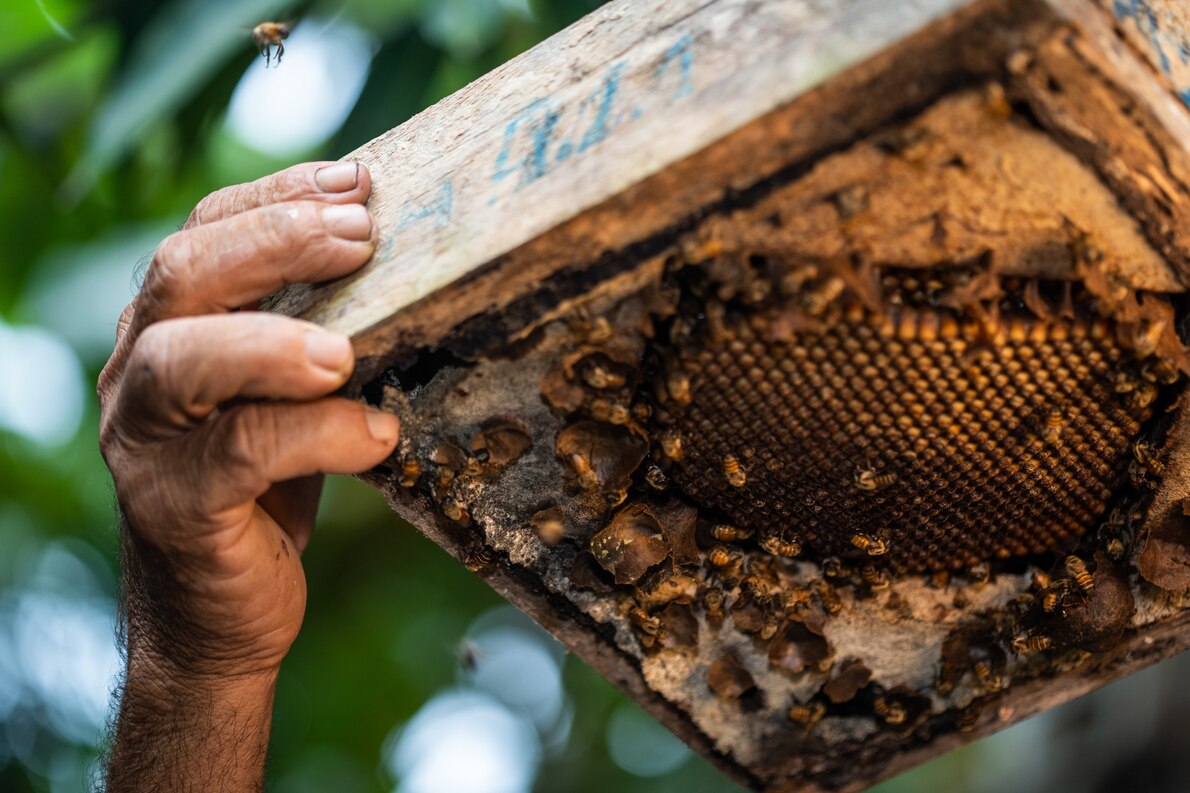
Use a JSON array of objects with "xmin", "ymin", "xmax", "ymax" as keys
[{"xmin": 0, "ymin": 1, "xmax": 1186, "ymax": 792}]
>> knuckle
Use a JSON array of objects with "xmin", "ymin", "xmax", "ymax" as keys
[
  {"xmin": 263, "ymin": 201, "xmax": 318, "ymax": 248},
  {"xmin": 188, "ymin": 190, "xmax": 226, "ymax": 226},
  {"xmin": 129, "ymin": 323, "xmax": 174, "ymax": 387},
  {"xmin": 146, "ymin": 232, "xmax": 195, "ymax": 309},
  {"xmin": 221, "ymin": 405, "xmax": 279, "ymax": 474}
]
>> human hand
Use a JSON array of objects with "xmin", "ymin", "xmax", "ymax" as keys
[{"xmin": 97, "ymin": 161, "xmax": 400, "ymax": 687}]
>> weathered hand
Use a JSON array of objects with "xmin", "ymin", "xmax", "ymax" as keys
[{"xmin": 98, "ymin": 161, "xmax": 400, "ymax": 685}]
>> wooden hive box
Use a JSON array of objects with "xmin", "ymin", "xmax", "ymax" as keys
[{"xmin": 269, "ymin": 1, "xmax": 1190, "ymax": 790}]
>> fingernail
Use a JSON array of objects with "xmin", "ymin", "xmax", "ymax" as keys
[
  {"xmin": 304, "ymin": 331, "xmax": 353, "ymax": 374},
  {"xmin": 365, "ymin": 409, "xmax": 399, "ymax": 444},
  {"xmin": 322, "ymin": 204, "xmax": 373, "ymax": 241},
  {"xmin": 314, "ymin": 162, "xmax": 359, "ymax": 193}
]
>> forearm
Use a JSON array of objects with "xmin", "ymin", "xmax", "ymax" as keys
[
  {"xmin": 105, "ymin": 521, "xmax": 280, "ymax": 792},
  {"xmin": 105, "ymin": 650, "xmax": 277, "ymax": 793}
]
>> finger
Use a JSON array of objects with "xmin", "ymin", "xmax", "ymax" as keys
[
  {"xmin": 258, "ymin": 475, "xmax": 324, "ymax": 553},
  {"xmin": 98, "ymin": 298, "xmax": 140, "ymax": 410},
  {"xmin": 113, "ymin": 313, "xmax": 355, "ymax": 442},
  {"xmin": 129, "ymin": 199, "xmax": 375, "ymax": 343},
  {"xmin": 198, "ymin": 398, "xmax": 399, "ymax": 510},
  {"xmin": 185, "ymin": 161, "xmax": 372, "ymax": 228}
]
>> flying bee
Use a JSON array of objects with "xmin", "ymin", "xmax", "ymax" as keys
[
  {"xmin": 666, "ymin": 369, "xmax": 692, "ymax": 405},
  {"xmin": 722, "ymin": 454, "xmax": 747, "ymax": 487},
  {"xmin": 788, "ymin": 701, "xmax": 827, "ymax": 731},
  {"xmin": 713, "ymin": 524, "xmax": 754, "ymax": 543},
  {"xmin": 854, "ymin": 464, "xmax": 896, "ymax": 491},
  {"xmin": 811, "ymin": 579, "xmax": 843, "ymax": 614},
  {"xmin": 1041, "ymin": 408, "xmax": 1066, "ymax": 444},
  {"xmin": 874, "ymin": 696, "xmax": 907, "ymax": 726},
  {"xmin": 851, "ymin": 531, "xmax": 890, "ymax": 556},
  {"xmin": 1065, "ymin": 555, "xmax": 1094, "ymax": 594},
  {"xmin": 568, "ymin": 453, "xmax": 600, "ymax": 490},
  {"xmin": 462, "ymin": 547, "xmax": 494, "ymax": 572},
  {"xmin": 1012, "ymin": 634, "xmax": 1052, "ymax": 654},
  {"xmin": 703, "ymin": 589, "xmax": 726, "ymax": 624},
  {"xmin": 759, "ymin": 534, "xmax": 802, "ymax": 557},
  {"xmin": 861, "ymin": 564, "xmax": 890, "ymax": 591},
  {"xmin": 659, "ymin": 429, "xmax": 684, "ymax": 461},
  {"xmin": 399, "ymin": 453, "xmax": 422, "ymax": 488},
  {"xmin": 251, "ymin": 22, "xmax": 290, "ymax": 67},
  {"xmin": 455, "ymin": 639, "xmax": 484, "ymax": 674}
]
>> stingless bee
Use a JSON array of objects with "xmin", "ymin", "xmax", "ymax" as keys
[
  {"xmin": 628, "ymin": 606, "xmax": 662, "ymax": 645},
  {"xmin": 703, "ymin": 589, "xmax": 726, "ymax": 625},
  {"xmin": 1133, "ymin": 440, "xmax": 1164, "ymax": 475},
  {"xmin": 399, "ymin": 453, "xmax": 421, "ymax": 488},
  {"xmin": 854, "ymin": 463, "xmax": 896, "ymax": 492},
  {"xmin": 582, "ymin": 363, "xmax": 626, "ymax": 390},
  {"xmin": 252, "ymin": 22, "xmax": 290, "ymax": 67},
  {"xmin": 873, "ymin": 696, "xmax": 907, "ymax": 726},
  {"xmin": 567, "ymin": 452, "xmax": 600, "ymax": 490},
  {"xmin": 712, "ymin": 524, "xmax": 754, "ymax": 543},
  {"xmin": 759, "ymin": 534, "xmax": 802, "ymax": 557},
  {"xmin": 861, "ymin": 563, "xmax": 890, "ymax": 591},
  {"xmin": 644, "ymin": 464, "xmax": 669, "ymax": 490},
  {"xmin": 666, "ymin": 369, "xmax": 692, "ymax": 405},
  {"xmin": 708, "ymin": 545, "xmax": 739, "ymax": 568},
  {"xmin": 811, "ymin": 579, "xmax": 843, "ymax": 614},
  {"xmin": 1041, "ymin": 407, "xmax": 1066, "ymax": 444},
  {"xmin": 851, "ymin": 531, "xmax": 890, "ymax": 556},
  {"xmin": 462, "ymin": 547, "xmax": 494, "ymax": 572},
  {"xmin": 1012, "ymin": 634, "xmax": 1052, "ymax": 654},
  {"xmin": 788, "ymin": 701, "xmax": 827, "ymax": 731},
  {"xmin": 659, "ymin": 429, "xmax": 684, "ymax": 461},
  {"xmin": 722, "ymin": 454, "xmax": 747, "ymax": 488},
  {"xmin": 1065, "ymin": 555, "xmax": 1094, "ymax": 594},
  {"xmin": 1105, "ymin": 537, "xmax": 1126, "ymax": 562},
  {"xmin": 442, "ymin": 496, "xmax": 469, "ymax": 523}
]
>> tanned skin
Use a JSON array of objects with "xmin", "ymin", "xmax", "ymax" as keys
[{"xmin": 97, "ymin": 161, "xmax": 400, "ymax": 791}]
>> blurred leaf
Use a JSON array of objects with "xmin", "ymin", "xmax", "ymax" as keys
[
  {"xmin": 2, "ymin": 29, "xmax": 117, "ymax": 145},
  {"xmin": 63, "ymin": 0, "xmax": 292, "ymax": 201},
  {"xmin": 0, "ymin": 0, "xmax": 83, "ymax": 66}
]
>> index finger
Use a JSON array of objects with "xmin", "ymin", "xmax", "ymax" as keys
[{"xmin": 184, "ymin": 161, "xmax": 373, "ymax": 229}]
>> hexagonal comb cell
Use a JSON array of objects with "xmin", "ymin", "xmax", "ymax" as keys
[{"xmin": 651, "ymin": 266, "xmax": 1166, "ymax": 573}]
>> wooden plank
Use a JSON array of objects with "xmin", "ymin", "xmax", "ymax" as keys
[
  {"xmin": 268, "ymin": 0, "xmax": 975, "ymax": 350},
  {"xmin": 1106, "ymin": 0, "xmax": 1190, "ymax": 108}
]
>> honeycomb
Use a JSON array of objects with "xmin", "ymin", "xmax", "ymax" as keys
[{"xmin": 655, "ymin": 268, "xmax": 1154, "ymax": 573}]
